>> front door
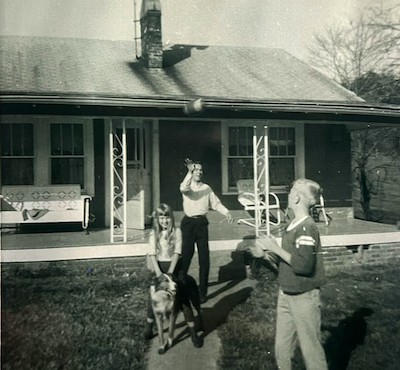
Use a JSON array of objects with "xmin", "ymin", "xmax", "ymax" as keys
[
  {"xmin": 125, "ymin": 120, "xmax": 151, "ymax": 229},
  {"xmin": 111, "ymin": 118, "xmax": 151, "ymax": 232}
]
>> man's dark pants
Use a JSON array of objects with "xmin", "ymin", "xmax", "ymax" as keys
[{"xmin": 181, "ymin": 215, "xmax": 209, "ymax": 298}]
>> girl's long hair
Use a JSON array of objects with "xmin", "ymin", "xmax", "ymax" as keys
[{"xmin": 153, "ymin": 203, "xmax": 176, "ymax": 255}]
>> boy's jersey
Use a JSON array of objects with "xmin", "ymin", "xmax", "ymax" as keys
[{"xmin": 278, "ymin": 216, "xmax": 325, "ymax": 293}]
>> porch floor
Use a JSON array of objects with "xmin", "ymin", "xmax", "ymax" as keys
[{"xmin": 2, "ymin": 210, "xmax": 400, "ymax": 262}]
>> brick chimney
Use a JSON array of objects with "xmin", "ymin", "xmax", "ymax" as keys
[{"xmin": 140, "ymin": 0, "xmax": 163, "ymax": 69}]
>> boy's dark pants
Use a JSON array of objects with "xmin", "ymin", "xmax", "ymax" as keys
[{"xmin": 181, "ymin": 215, "xmax": 209, "ymax": 298}]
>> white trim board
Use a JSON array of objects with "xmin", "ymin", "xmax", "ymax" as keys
[{"xmin": 2, "ymin": 232, "xmax": 400, "ymax": 263}]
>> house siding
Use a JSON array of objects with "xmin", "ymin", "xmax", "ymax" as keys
[
  {"xmin": 3, "ymin": 112, "xmax": 397, "ymax": 230},
  {"xmin": 159, "ymin": 119, "xmax": 223, "ymax": 211},
  {"xmin": 92, "ymin": 119, "xmax": 106, "ymax": 227},
  {"xmin": 305, "ymin": 124, "xmax": 352, "ymax": 207},
  {"xmin": 158, "ymin": 120, "xmax": 354, "ymax": 213}
]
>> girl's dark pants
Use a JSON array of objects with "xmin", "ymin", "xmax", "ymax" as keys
[{"xmin": 180, "ymin": 215, "xmax": 209, "ymax": 298}]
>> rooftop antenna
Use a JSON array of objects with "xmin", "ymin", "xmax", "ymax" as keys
[{"xmin": 133, "ymin": 0, "xmax": 142, "ymax": 59}]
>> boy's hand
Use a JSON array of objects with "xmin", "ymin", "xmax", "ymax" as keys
[
  {"xmin": 255, "ymin": 235, "xmax": 281, "ymax": 254},
  {"xmin": 185, "ymin": 158, "xmax": 196, "ymax": 172},
  {"xmin": 248, "ymin": 242, "xmax": 265, "ymax": 258},
  {"xmin": 226, "ymin": 212, "xmax": 234, "ymax": 223}
]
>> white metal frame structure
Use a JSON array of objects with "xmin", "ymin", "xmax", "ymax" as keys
[
  {"xmin": 237, "ymin": 181, "xmax": 281, "ymax": 231},
  {"xmin": 109, "ymin": 120, "xmax": 127, "ymax": 243},
  {"xmin": 254, "ymin": 125, "xmax": 270, "ymax": 236},
  {"xmin": 237, "ymin": 126, "xmax": 281, "ymax": 236},
  {"xmin": 312, "ymin": 194, "xmax": 331, "ymax": 226}
]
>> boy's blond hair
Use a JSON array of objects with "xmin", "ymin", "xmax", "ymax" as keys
[{"xmin": 292, "ymin": 178, "xmax": 322, "ymax": 209}]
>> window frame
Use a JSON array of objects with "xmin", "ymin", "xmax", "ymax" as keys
[
  {"xmin": 0, "ymin": 116, "xmax": 94, "ymax": 195},
  {"xmin": 50, "ymin": 123, "xmax": 86, "ymax": 187},
  {"xmin": 0, "ymin": 123, "xmax": 35, "ymax": 185},
  {"xmin": 221, "ymin": 120, "xmax": 305, "ymax": 195}
]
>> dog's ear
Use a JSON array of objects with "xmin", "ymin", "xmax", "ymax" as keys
[{"xmin": 163, "ymin": 274, "xmax": 177, "ymax": 289}]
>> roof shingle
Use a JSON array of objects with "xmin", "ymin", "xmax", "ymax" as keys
[{"xmin": 0, "ymin": 35, "xmax": 361, "ymax": 102}]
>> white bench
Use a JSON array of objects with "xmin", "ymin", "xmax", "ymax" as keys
[{"xmin": 1, "ymin": 185, "xmax": 91, "ymax": 229}]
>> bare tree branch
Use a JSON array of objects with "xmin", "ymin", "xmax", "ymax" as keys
[{"xmin": 308, "ymin": 5, "xmax": 400, "ymax": 103}]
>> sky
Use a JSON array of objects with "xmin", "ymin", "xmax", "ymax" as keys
[{"xmin": 0, "ymin": 0, "xmax": 397, "ymax": 62}]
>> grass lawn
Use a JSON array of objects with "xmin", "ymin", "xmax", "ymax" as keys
[
  {"xmin": 218, "ymin": 260, "xmax": 400, "ymax": 370},
  {"xmin": 3, "ymin": 260, "xmax": 400, "ymax": 370},
  {"xmin": 2, "ymin": 263, "xmax": 153, "ymax": 370}
]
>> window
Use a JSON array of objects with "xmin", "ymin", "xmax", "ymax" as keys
[
  {"xmin": 269, "ymin": 127, "xmax": 296, "ymax": 187},
  {"xmin": 50, "ymin": 123, "xmax": 84, "ymax": 187},
  {"xmin": 0, "ymin": 123, "xmax": 34, "ymax": 185},
  {"xmin": 222, "ymin": 122, "xmax": 303, "ymax": 193},
  {"xmin": 227, "ymin": 126, "xmax": 254, "ymax": 189}
]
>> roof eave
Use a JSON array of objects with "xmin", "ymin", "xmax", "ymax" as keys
[{"xmin": 1, "ymin": 94, "xmax": 399, "ymax": 119}]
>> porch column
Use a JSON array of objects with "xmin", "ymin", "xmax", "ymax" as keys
[{"xmin": 152, "ymin": 120, "xmax": 160, "ymax": 208}]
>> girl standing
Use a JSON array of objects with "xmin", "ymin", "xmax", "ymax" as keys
[
  {"xmin": 144, "ymin": 203, "xmax": 203, "ymax": 348},
  {"xmin": 147, "ymin": 203, "xmax": 182, "ymax": 278}
]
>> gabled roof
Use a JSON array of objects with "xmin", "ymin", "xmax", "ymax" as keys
[{"xmin": 0, "ymin": 35, "xmax": 362, "ymax": 103}]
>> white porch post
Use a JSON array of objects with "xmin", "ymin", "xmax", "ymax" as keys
[
  {"xmin": 253, "ymin": 125, "xmax": 271, "ymax": 236},
  {"xmin": 253, "ymin": 126, "xmax": 259, "ymax": 236},
  {"xmin": 263, "ymin": 126, "xmax": 270, "ymax": 236},
  {"xmin": 109, "ymin": 119, "xmax": 127, "ymax": 243}
]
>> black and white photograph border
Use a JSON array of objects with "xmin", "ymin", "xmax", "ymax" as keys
[{"xmin": 1, "ymin": 1, "xmax": 400, "ymax": 369}]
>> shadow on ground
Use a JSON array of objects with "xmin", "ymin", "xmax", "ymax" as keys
[
  {"xmin": 171, "ymin": 281, "xmax": 254, "ymax": 346},
  {"xmin": 324, "ymin": 307, "xmax": 374, "ymax": 370},
  {"xmin": 201, "ymin": 285, "xmax": 254, "ymax": 338}
]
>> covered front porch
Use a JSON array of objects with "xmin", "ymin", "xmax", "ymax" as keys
[{"xmin": 2, "ymin": 209, "xmax": 400, "ymax": 263}]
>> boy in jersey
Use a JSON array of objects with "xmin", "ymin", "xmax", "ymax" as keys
[{"xmin": 250, "ymin": 178, "xmax": 327, "ymax": 370}]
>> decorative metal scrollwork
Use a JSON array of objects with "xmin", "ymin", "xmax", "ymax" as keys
[
  {"xmin": 110, "ymin": 121, "xmax": 127, "ymax": 243},
  {"xmin": 253, "ymin": 126, "xmax": 271, "ymax": 236}
]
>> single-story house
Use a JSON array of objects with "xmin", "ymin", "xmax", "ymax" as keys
[{"xmin": 1, "ymin": 0, "xmax": 399, "ymax": 242}]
